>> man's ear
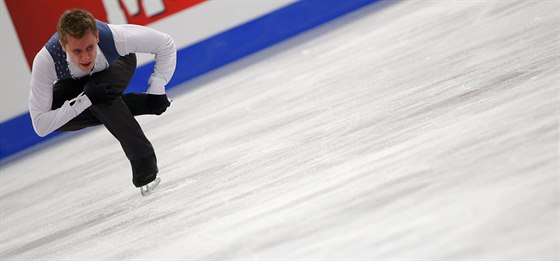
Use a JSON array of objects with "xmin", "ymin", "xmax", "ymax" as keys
[
  {"xmin": 58, "ymin": 40, "xmax": 66, "ymax": 52},
  {"xmin": 96, "ymin": 32, "xmax": 99, "ymax": 43}
]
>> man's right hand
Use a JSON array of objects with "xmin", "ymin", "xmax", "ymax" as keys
[{"xmin": 84, "ymin": 81, "xmax": 117, "ymax": 105}]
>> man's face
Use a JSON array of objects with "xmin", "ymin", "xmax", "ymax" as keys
[{"xmin": 60, "ymin": 32, "xmax": 99, "ymax": 72}]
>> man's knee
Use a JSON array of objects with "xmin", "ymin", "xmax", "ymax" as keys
[{"xmin": 89, "ymin": 54, "xmax": 137, "ymax": 92}]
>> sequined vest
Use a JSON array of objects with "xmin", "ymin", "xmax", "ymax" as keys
[{"xmin": 45, "ymin": 20, "xmax": 120, "ymax": 80}]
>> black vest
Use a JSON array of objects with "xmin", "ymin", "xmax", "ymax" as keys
[{"xmin": 45, "ymin": 20, "xmax": 120, "ymax": 80}]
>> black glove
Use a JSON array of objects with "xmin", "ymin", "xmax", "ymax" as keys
[
  {"xmin": 147, "ymin": 94, "xmax": 171, "ymax": 115},
  {"xmin": 84, "ymin": 81, "xmax": 117, "ymax": 105}
]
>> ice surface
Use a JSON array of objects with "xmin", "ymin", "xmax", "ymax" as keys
[{"xmin": 1, "ymin": 1, "xmax": 558, "ymax": 259}]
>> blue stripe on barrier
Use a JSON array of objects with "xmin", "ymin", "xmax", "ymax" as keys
[
  {"xmin": 0, "ymin": 113, "xmax": 62, "ymax": 159},
  {"xmin": 0, "ymin": 0, "xmax": 380, "ymax": 160}
]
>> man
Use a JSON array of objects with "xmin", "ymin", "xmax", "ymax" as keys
[{"xmin": 29, "ymin": 9, "xmax": 176, "ymax": 196}]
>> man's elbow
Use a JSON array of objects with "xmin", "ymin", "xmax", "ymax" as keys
[
  {"xmin": 164, "ymin": 33, "xmax": 176, "ymax": 52},
  {"xmin": 33, "ymin": 126, "xmax": 50, "ymax": 137},
  {"xmin": 31, "ymin": 117, "xmax": 51, "ymax": 137}
]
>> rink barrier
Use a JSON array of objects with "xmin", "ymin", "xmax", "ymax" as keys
[{"xmin": 0, "ymin": 0, "xmax": 380, "ymax": 160}]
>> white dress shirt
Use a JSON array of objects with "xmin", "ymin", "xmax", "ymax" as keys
[{"xmin": 29, "ymin": 24, "xmax": 176, "ymax": 137}]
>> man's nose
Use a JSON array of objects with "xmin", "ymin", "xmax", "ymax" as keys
[{"xmin": 82, "ymin": 52, "xmax": 91, "ymax": 61}]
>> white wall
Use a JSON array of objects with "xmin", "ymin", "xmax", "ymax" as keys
[{"xmin": 1, "ymin": 0, "xmax": 32, "ymax": 121}]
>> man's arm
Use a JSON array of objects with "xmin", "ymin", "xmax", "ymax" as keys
[
  {"xmin": 109, "ymin": 24, "xmax": 177, "ymax": 95},
  {"xmin": 29, "ymin": 48, "xmax": 92, "ymax": 137}
]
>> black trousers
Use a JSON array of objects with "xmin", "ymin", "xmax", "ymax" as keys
[{"xmin": 51, "ymin": 54, "xmax": 158, "ymax": 187}]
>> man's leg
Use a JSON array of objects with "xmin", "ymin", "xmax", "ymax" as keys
[
  {"xmin": 122, "ymin": 93, "xmax": 152, "ymax": 116},
  {"xmin": 52, "ymin": 54, "xmax": 158, "ymax": 187},
  {"xmin": 87, "ymin": 54, "xmax": 158, "ymax": 187},
  {"xmin": 88, "ymin": 98, "xmax": 158, "ymax": 187}
]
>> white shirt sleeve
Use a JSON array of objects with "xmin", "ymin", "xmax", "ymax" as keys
[
  {"xmin": 29, "ymin": 47, "xmax": 92, "ymax": 137},
  {"xmin": 109, "ymin": 24, "xmax": 177, "ymax": 95}
]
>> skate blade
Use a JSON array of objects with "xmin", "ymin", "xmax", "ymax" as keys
[{"xmin": 140, "ymin": 177, "xmax": 161, "ymax": 197}]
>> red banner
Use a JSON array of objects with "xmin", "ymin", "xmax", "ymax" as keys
[{"xmin": 5, "ymin": 0, "xmax": 205, "ymax": 69}]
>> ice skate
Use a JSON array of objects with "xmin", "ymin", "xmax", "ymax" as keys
[{"xmin": 140, "ymin": 177, "xmax": 161, "ymax": 197}]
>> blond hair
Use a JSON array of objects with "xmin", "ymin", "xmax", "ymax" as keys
[{"xmin": 57, "ymin": 9, "xmax": 98, "ymax": 44}]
